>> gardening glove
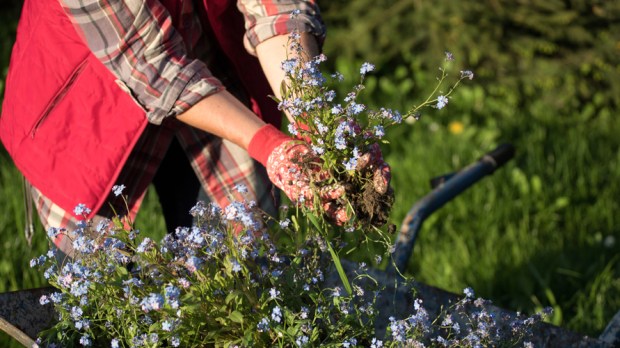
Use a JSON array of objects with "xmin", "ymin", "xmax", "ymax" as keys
[
  {"xmin": 248, "ymin": 124, "xmax": 349, "ymax": 225},
  {"xmin": 356, "ymin": 143, "xmax": 391, "ymax": 195}
]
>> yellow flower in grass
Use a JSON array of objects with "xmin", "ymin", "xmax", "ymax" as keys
[{"xmin": 448, "ymin": 121, "xmax": 464, "ymax": 134}]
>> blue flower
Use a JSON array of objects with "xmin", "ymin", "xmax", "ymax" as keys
[
  {"xmin": 271, "ymin": 306, "xmax": 282, "ymax": 323},
  {"xmin": 71, "ymin": 306, "xmax": 83, "ymax": 320},
  {"xmin": 70, "ymin": 280, "xmax": 90, "ymax": 297},
  {"xmin": 281, "ymin": 58, "xmax": 298, "ymax": 73},
  {"xmin": 235, "ymin": 184, "xmax": 248, "ymax": 194},
  {"xmin": 50, "ymin": 292, "xmax": 63, "ymax": 303},
  {"xmin": 461, "ymin": 70, "xmax": 474, "ymax": 80},
  {"xmin": 165, "ymin": 285, "xmax": 181, "ymax": 308},
  {"xmin": 348, "ymin": 102, "xmax": 366, "ymax": 115},
  {"xmin": 269, "ymin": 287, "xmax": 280, "ymax": 299},
  {"xmin": 75, "ymin": 319, "xmax": 90, "ymax": 331},
  {"xmin": 112, "ymin": 184, "xmax": 125, "ymax": 197},
  {"xmin": 315, "ymin": 121, "xmax": 329, "ymax": 135},
  {"xmin": 343, "ymin": 154, "xmax": 359, "ymax": 171},
  {"xmin": 231, "ymin": 259, "xmax": 242, "ymax": 273},
  {"xmin": 325, "ymin": 90, "xmax": 336, "ymax": 102},
  {"xmin": 73, "ymin": 203, "xmax": 91, "ymax": 216},
  {"xmin": 140, "ymin": 293, "xmax": 164, "ymax": 313},
  {"xmin": 47, "ymin": 227, "xmax": 60, "ymax": 239},
  {"xmin": 344, "ymin": 92, "xmax": 356, "ymax": 103},
  {"xmin": 331, "ymin": 104, "xmax": 343, "ymax": 115},
  {"xmin": 331, "ymin": 72, "xmax": 344, "ymax": 81},
  {"xmin": 464, "ymin": 287, "xmax": 475, "ymax": 299},
  {"xmin": 279, "ymin": 219, "xmax": 291, "ymax": 229},
  {"xmin": 189, "ymin": 201, "xmax": 207, "ymax": 218},
  {"xmin": 111, "ymin": 338, "xmax": 120, "ymax": 348},
  {"xmin": 149, "ymin": 333, "xmax": 159, "ymax": 344},
  {"xmin": 360, "ymin": 62, "xmax": 375, "ymax": 75},
  {"xmin": 39, "ymin": 295, "xmax": 50, "ymax": 305},
  {"xmin": 388, "ymin": 317, "xmax": 406, "ymax": 343},
  {"xmin": 296, "ymin": 335, "xmax": 309, "ymax": 347},
  {"xmin": 343, "ymin": 338, "xmax": 358, "ymax": 347},
  {"xmin": 185, "ymin": 256, "xmax": 204, "ymax": 273},
  {"xmin": 445, "ymin": 51, "xmax": 455, "ymax": 61},
  {"xmin": 136, "ymin": 238, "xmax": 154, "ymax": 253},
  {"xmin": 162, "ymin": 320, "xmax": 173, "ymax": 332},
  {"xmin": 79, "ymin": 334, "xmax": 92, "ymax": 346},
  {"xmin": 257, "ymin": 317, "xmax": 270, "ymax": 332},
  {"xmin": 374, "ymin": 125, "xmax": 385, "ymax": 138},
  {"xmin": 72, "ymin": 236, "xmax": 94, "ymax": 254},
  {"xmin": 312, "ymin": 145, "xmax": 325, "ymax": 155},
  {"xmin": 300, "ymin": 306, "xmax": 309, "ymax": 319},
  {"xmin": 332, "ymin": 287, "xmax": 342, "ymax": 298},
  {"xmin": 436, "ymin": 95, "xmax": 449, "ymax": 109}
]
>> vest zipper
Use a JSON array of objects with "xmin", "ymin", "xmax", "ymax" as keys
[
  {"xmin": 30, "ymin": 59, "xmax": 89, "ymax": 138},
  {"xmin": 22, "ymin": 175, "xmax": 34, "ymax": 246}
]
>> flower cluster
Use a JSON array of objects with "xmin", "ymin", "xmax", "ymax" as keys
[
  {"xmin": 32, "ymin": 191, "xmax": 550, "ymax": 347},
  {"xmin": 275, "ymin": 32, "xmax": 474, "ymax": 231},
  {"xmin": 32, "ymin": 190, "xmax": 385, "ymax": 347},
  {"xmin": 28, "ymin": 33, "xmax": 554, "ymax": 348}
]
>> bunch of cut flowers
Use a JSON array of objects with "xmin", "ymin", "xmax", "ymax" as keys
[{"xmin": 275, "ymin": 31, "xmax": 474, "ymax": 232}]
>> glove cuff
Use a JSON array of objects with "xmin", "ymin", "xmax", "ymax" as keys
[{"xmin": 248, "ymin": 124, "xmax": 290, "ymax": 166}]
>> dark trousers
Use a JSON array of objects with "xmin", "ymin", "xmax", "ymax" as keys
[{"xmin": 151, "ymin": 137, "xmax": 203, "ymax": 233}]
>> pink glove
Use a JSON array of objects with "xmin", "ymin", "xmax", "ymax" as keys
[
  {"xmin": 356, "ymin": 143, "xmax": 391, "ymax": 195},
  {"xmin": 248, "ymin": 125, "xmax": 348, "ymax": 225}
]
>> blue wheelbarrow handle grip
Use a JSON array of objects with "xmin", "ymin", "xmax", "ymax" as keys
[{"xmin": 388, "ymin": 143, "xmax": 516, "ymax": 274}]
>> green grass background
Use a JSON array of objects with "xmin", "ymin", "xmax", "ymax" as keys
[{"xmin": 1, "ymin": 0, "xmax": 619, "ymax": 346}]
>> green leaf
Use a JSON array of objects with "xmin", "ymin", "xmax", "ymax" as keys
[
  {"xmin": 117, "ymin": 266, "xmax": 128, "ymax": 276},
  {"xmin": 307, "ymin": 212, "xmax": 322, "ymax": 231},
  {"xmin": 225, "ymin": 291, "xmax": 239, "ymax": 305},
  {"xmin": 326, "ymin": 239, "xmax": 353, "ymax": 296},
  {"xmin": 229, "ymin": 310, "xmax": 244, "ymax": 324}
]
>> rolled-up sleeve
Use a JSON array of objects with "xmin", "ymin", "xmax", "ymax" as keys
[
  {"xmin": 238, "ymin": 0, "xmax": 326, "ymax": 54},
  {"xmin": 59, "ymin": 0, "xmax": 224, "ymax": 125}
]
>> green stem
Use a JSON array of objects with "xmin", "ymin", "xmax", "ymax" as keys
[{"xmin": 325, "ymin": 239, "xmax": 352, "ymax": 296}]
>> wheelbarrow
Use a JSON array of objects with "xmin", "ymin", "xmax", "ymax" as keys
[{"xmin": 1, "ymin": 144, "xmax": 619, "ymax": 347}]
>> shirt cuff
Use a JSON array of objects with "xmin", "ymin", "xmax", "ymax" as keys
[{"xmin": 244, "ymin": 12, "xmax": 326, "ymax": 55}]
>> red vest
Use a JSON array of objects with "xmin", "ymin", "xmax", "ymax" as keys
[{"xmin": 0, "ymin": 0, "xmax": 279, "ymax": 218}]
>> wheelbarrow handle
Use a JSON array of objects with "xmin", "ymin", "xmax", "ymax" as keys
[
  {"xmin": 389, "ymin": 143, "xmax": 516, "ymax": 274},
  {"xmin": 484, "ymin": 143, "xmax": 516, "ymax": 173}
]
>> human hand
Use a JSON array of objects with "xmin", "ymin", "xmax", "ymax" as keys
[
  {"xmin": 355, "ymin": 143, "xmax": 391, "ymax": 195},
  {"xmin": 248, "ymin": 125, "xmax": 349, "ymax": 225},
  {"xmin": 294, "ymin": 118, "xmax": 392, "ymax": 196}
]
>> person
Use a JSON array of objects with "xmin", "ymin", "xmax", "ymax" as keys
[{"xmin": 0, "ymin": 0, "xmax": 388, "ymax": 257}]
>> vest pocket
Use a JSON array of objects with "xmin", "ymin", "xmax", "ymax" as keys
[{"xmin": 29, "ymin": 58, "xmax": 89, "ymax": 138}]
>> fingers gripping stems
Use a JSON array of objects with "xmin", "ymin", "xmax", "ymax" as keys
[{"xmin": 248, "ymin": 125, "xmax": 348, "ymax": 225}]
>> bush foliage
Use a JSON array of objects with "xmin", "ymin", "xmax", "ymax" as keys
[{"xmin": 318, "ymin": 0, "xmax": 620, "ymax": 124}]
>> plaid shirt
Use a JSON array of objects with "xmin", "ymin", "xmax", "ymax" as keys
[
  {"xmin": 59, "ymin": 0, "xmax": 325, "ymax": 124},
  {"xmin": 30, "ymin": 0, "xmax": 325, "ymax": 255}
]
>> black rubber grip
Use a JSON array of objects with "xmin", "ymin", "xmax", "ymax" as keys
[{"xmin": 484, "ymin": 143, "xmax": 515, "ymax": 169}]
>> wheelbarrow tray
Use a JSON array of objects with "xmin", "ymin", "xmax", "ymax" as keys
[{"xmin": 0, "ymin": 260, "xmax": 611, "ymax": 347}]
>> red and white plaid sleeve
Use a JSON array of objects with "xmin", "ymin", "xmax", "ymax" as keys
[
  {"xmin": 59, "ymin": 0, "xmax": 224, "ymax": 125},
  {"xmin": 238, "ymin": 0, "xmax": 327, "ymax": 54}
]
